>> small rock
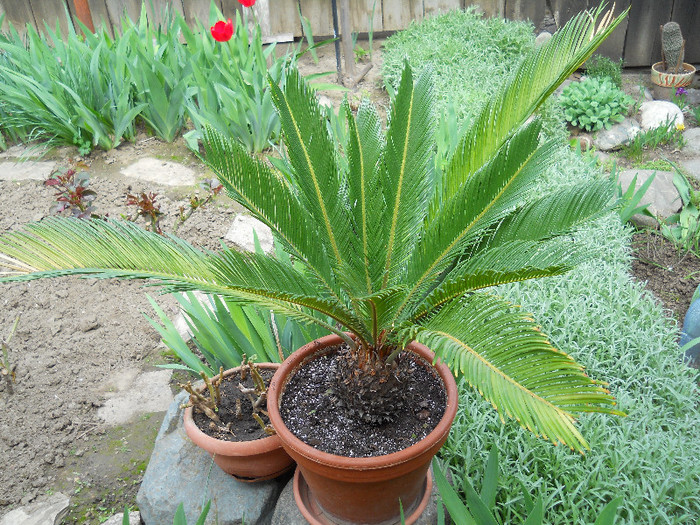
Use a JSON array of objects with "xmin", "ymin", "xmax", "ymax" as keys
[
  {"xmin": 78, "ymin": 315, "xmax": 100, "ymax": 332},
  {"xmin": 534, "ymin": 31, "xmax": 551, "ymax": 47},
  {"xmin": 682, "ymin": 128, "xmax": 700, "ymax": 154},
  {"xmin": 121, "ymin": 158, "xmax": 196, "ymax": 187},
  {"xmin": 55, "ymin": 456, "xmax": 65, "ymax": 468},
  {"xmin": 593, "ymin": 118, "xmax": 640, "ymax": 151},
  {"xmin": 317, "ymin": 95, "xmax": 333, "ymax": 108},
  {"xmin": 616, "ymin": 169, "xmax": 681, "ymax": 228},
  {"xmin": 225, "ymin": 214, "xmax": 274, "ymax": 254},
  {"xmin": 679, "ymin": 158, "xmax": 700, "ymax": 183},
  {"xmin": 639, "ymin": 100, "xmax": 684, "ymax": 130},
  {"xmin": 1, "ymin": 492, "xmax": 69, "ymax": 525}
]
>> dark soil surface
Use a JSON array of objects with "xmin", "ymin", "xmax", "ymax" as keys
[
  {"xmin": 191, "ymin": 367, "xmax": 275, "ymax": 442},
  {"xmin": 279, "ymin": 345, "xmax": 447, "ymax": 458},
  {"xmin": 630, "ymin": 229, "xmax": 700, "ymax": 323}
]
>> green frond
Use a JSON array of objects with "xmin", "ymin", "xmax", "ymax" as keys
[
  {"xmin": 201, "ymin": 127, "xmax": 339, "ymax": 298},
  {"xmin": 268, "ymin": 68, "xmax": 353, "ymax": 274},
  {"xmin": 489, "ymin": 179, "xmax": 616, "ymax": 245},
  {"xmin": 411, "ymin": 266, "xmax": 570, "ymax": 322},
  {"xmin": 382, "ymin": 65, "xmax": 437, "ymax": 287},
  {"xmin": 352, "ymin": 286, "xmax": 409, "ymax": 344},
  {"xmin": 0, "ymin": 218, "xmax": 368, "ymax": 341},
  {"xmin": 437, "ymin": 4, "xmax": 628, "ymax": 210},
  {"xmin": 399, "ymin": 121, "xmax": 555, "ymax": 319},
  {"xmin": 344, "ymin": 99, "xmax": 386, "ymax": 295},
  {"xmin": 411, "ymin": 293, "xmax": 622, "ymax": 453}
]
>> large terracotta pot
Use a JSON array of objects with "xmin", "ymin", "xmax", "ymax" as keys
[
  {"xmin": 183, "ymin": 363, "xmax": 295, "ymax": 482},
  {"xmin": 267, "ymin": 335, "xmax": 459, "ymax": 524}
]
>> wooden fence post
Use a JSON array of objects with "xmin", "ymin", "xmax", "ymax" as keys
[{"xmin": 73, "ymin": 0, "xmax": 95, "ymax": 32}]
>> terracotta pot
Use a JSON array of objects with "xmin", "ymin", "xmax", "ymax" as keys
[
  {"xmin": 651, "ymin": 61, "xmax": 696, "ymax": 88},
  {"xmin": 268, "ymin": 335, "xmax": 459, "ymax": 524},
  {"xmin": 183, "ymin": 363, "xmax": 295, "ymax": 482}
]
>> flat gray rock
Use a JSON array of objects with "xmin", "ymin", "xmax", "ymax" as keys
[
  {"xmin": 0, "ymin": 160, "xmax": 56, "ymax": 181},
  {"xmin": 617, "ymin": 169, "xmax": 681, "ymax": 228},
  {"xmin": 679, "ymin": 158, "xmax": 700, "ymax": 183},
  {"xmin": 639, "ymin": 101, "xmax": 684, "ymax": 131},
  {"xmin": 121, "ymin": 157, "xmax": 196, "ymax": 186},
  {"xmin": 97, "ymin": 368, "xmax": 173, "ymax": 426},
  {"xmin": 593, "ymin": 118, "xmax": 640, "ymax": 151},
  {"xmin": 0, "ymin": 492, "xmax": 69, "ymax": 525},
  {"xmin": 137, "ymin": 391, "xmax": 286, "ymax": 525},
  {"xmin": 225, "ymin": 214, "xmax": 274, "ymax": 253},
  {"xmin": 682, "ymin": 128, "xmax": 700, "ymax": 155}
]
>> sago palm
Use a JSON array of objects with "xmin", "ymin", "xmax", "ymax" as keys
[{"xmin": 0, "ymin": 5, "xmax": 626, "ymax": 452}]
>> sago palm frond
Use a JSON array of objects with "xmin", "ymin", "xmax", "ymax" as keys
[{"xmin": 411, "ymin": 293, "xmax": 622, "ymax": 451}]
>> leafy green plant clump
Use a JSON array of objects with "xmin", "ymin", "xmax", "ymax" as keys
[
  {"xmin": 585, "ymin": 54, "xmax": 623, "ymax": 88},
  {"xmin": 560, "ymin": 76, "xmax": 633, "ymax": 132},
  {"xmin": 382, "ymin": 7, "xmax": 534, "ymax": 124}
]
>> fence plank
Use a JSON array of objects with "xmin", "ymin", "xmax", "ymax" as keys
[
  {"xmin": 382, "ymin": 0, "xmax": 422, "ymax": 31},
  {"xmin": 269, "ymin": 0, "xmax": 299, "ymax": 37},
  {"xmin": 624, "ymin": 0, "xmax": 672, "ymax": 67},
  {"xmin": 424, "ymin": 0, "xmax": 462, "ymax": 17},
  {"xmin": 0, "ymin": 1, "xmax": 37, "ymax": 35},
  {"xmin": 300, "ymin": 0, "xmax": 333, "ymax": 37},
  {"xmin": 476, "ymin": 0, "xmax": 505, "ymax": 18},
  {"xmin": 671, "ymin": 0, "xmax": 700, "ymax": 64},
  {"xmin": 505, "ymin": 0, "xmax": 544, "ymax": 24},
  {"xmin": 350, "ymin": 0, "xmax": 382, "ymax": 34},
  {"xmin": 86, "ymin": 0, "xmax": 114, "ymax": 35},
  {"xmin": 551, "ymin": 1, "xmax": 630, "ymax": 61},
  {"xmin": 105, "ymin": 0, "xmax": 143, "ymax": 29},
  {"xmin": 29, "ymin": 1, "xmax": 74, "ymax": 35}
]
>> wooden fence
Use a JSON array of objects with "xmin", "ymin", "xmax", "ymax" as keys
[{"xmin": 0, "ymin": 1, "xmax": 698, "ymax": 66}]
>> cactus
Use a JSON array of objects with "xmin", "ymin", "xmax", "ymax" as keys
[{"xmin": 661, "ymin": 22, "xmax": 685, "ymax": 74}]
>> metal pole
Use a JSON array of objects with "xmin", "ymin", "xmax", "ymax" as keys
[
  {"xmin": 330, "ymin": 0, "xmax": 342, "ymax": 84},
  {"xmin": 339, "ymin": 0, "xmax": 356, "ymax": 79}
]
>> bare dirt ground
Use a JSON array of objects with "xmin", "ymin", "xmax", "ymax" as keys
[{"xmin": 0, "ymin": 40, "xmax": 387, "ymax": 523}]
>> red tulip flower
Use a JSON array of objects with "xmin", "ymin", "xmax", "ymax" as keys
[
  {"xmin": 238, "ymin": 0, "xmax": 256, "ymax": 7},
  {"xmin": 210, "ymin": 19, "xmax": 234, "ymax": 42}
]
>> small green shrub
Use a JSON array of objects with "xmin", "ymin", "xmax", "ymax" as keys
[
  {"xmin": 585, "ymin": 54, "xmax": 623, "ymax": 88},
  {"xmin": 560, "ymin": 76, "xmax": 633, "ymax": 132},
  {"xmin": 382, "ymin": 8, "xmax": 534, "ymax": 124}
]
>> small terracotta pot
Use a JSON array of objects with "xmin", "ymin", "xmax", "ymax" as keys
[
  {"xmin": 651, "ymin": 61, "xmax": 696, "ymax": 88},
  {"xmin": 183, "ymin": 363, "xmax": 295, "ymax": 482},
  {"xmin": 268, "ymin": 335, "xmax": 459, "ymax": 524}
]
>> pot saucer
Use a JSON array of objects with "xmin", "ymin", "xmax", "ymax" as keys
[{"xmin": 293, "ymin": 468, "xmax": 433, "ymax": 525}]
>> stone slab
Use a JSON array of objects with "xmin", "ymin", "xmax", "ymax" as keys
[
  {"xmin": 679, "ymin": 158, "xmax": 700, "ymax": 184},
  {"xmin": 97, "ymin": 369, "xmax": 174, "ymax": 426},
  {"xmin": 121, "ymin": 157, "xmax": 196, "ymax": 187},
  {"xmin": 225, "ymin": 214, "xmax": 274, "ymax": 254},
  {"xmin": 0, "ymin": 161, "xmax": 56, "ymax": 181},
  {"xmin": 682, "ymin": 127, "xmax": 700, "ymax": 155},
  {"xmin": 617, "ymin": 169, "xmax": 681, "ymax": 228},
  {"xmin": 136, "ymin": 391, "xmax": 286, "ymax": 525},
  {"xmin": 0, "ymin": 492, "xmax": 69, "ymax": 525}
]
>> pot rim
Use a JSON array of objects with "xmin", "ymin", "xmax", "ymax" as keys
[
  {"xmin": 651, "ymin": 61, "xmax": 696, "ymax": 75},
  {"xmin": 183, "ymin": 362, "xmax": 284, "ymax": 456},
  {"xmin": 267, "ymin": 334, "xmax": 459, "ymax": 470}
]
